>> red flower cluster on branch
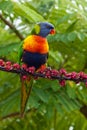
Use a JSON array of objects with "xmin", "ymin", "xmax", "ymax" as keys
[{"xmin": 0, "ymin": 59, "xmax": 87, "ymax": 87}]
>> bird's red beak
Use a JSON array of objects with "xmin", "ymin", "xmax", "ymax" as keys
[{"xmin": 50, "ymin": 29, "xmax": 56, "ymax": 35}]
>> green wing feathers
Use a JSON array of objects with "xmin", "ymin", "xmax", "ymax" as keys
[{"xmin": 18, "ymin": 41, "xmax": 23, "ymax": 64}]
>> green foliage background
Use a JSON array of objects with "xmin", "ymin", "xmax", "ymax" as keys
[{"xmin": 0, "ymin": 0, "xmax": 87, "ymax": 129}]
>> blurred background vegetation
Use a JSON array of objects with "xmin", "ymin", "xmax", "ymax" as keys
[{"xmin": 0, "ymin": 0, "xmax": 87, "ymax": 129}]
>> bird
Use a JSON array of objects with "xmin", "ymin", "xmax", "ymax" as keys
[
  {"xmin": 19, "ymin": 22, "xmax": 55, "ymax": 69},
  {"xmin": 18, "ymin": 22, "xmax": 55, "ymax": 117}
]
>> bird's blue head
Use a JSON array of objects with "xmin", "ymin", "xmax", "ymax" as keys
[{"xmin": 34, "ymin": 22, "xmax": 55, "ymax": 38}]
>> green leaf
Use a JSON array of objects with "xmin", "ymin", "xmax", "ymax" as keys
[
  {"xmin": 0, "ymin": 28, "xmax": 19, "ymax": 45},
  {"xmin": 66, "ymin": 85, "xmax": 76, "ymax": 99},
  {"xmin": 67, "ymin": 31, "xmax": 77, "ymax": 42},
  {"xmin": 60, "ymin": 34, "xmax": 69, "ymax": 44},
  {"xmin": 66, "ymin": 19, "xmax": 78, "ymax": 32},
  {"xmin": 77, "ymin": 32, "xmax": 85, "ymax": 42},
  {"xmin": 14, "ymin": 2, "xmax": 45, "ymax": 23},
  {"xmin": 0, "ymin": 0, "xmax": 13, "ymax": 13},
  {"xmin": 33, "ymin": 87, "xmax": 49, "ymax": 103},
  {"xmin": 55, "ymin": 103, "xmax": 64, "ymax": 115},
  {"xmin": 0, "ymin": 89, "xmax": 20, "ymax": 116},
  {"xmin": 28, "ymin": 95, "xmax": 40, "ymax": 109},
  {"xmin": 56, "ymin": 93, "xmax": 72, "ymax": 111},
  {"xmin": 56, "ymin": 14, "xmax": 72, "ymax": 25},
  {"xmin": 45, "ymin": 104, "xmax": 54, "ymax": 118},
  {"xmin": 0, "ymin": 42, "xmax": 19, "ymax": 56}
]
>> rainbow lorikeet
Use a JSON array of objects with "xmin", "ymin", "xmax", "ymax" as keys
[{"xmin": 18, "ymin": 22, "xmax": 55, "ymax": 117}]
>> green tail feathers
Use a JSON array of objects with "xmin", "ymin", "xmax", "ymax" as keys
[{"xmin": 20, "ymin": 76, "xmax": 34, "ymax": 117}]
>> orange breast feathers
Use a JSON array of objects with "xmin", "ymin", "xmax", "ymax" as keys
[{"xmin": 23, "ymin": 35, "xmax": 49, "ymax": 54}]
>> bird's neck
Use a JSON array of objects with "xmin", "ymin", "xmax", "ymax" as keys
[{"xmin": 33, "ymin": 35, "xmax": 47, "ymax": 43}]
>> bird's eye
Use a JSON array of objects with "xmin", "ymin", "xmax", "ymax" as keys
[
  {"xmin": 46, "ymin": 25, "xmax": 50, "ymax": 29},
  {"xmin": 47, "ymin": 25, "xmax": 54, "ymax": 29}
]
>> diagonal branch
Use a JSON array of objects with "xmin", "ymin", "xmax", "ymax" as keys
[{"xmin": 0, "ymin": 13, "xmax": 24, "ymax": 40}]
